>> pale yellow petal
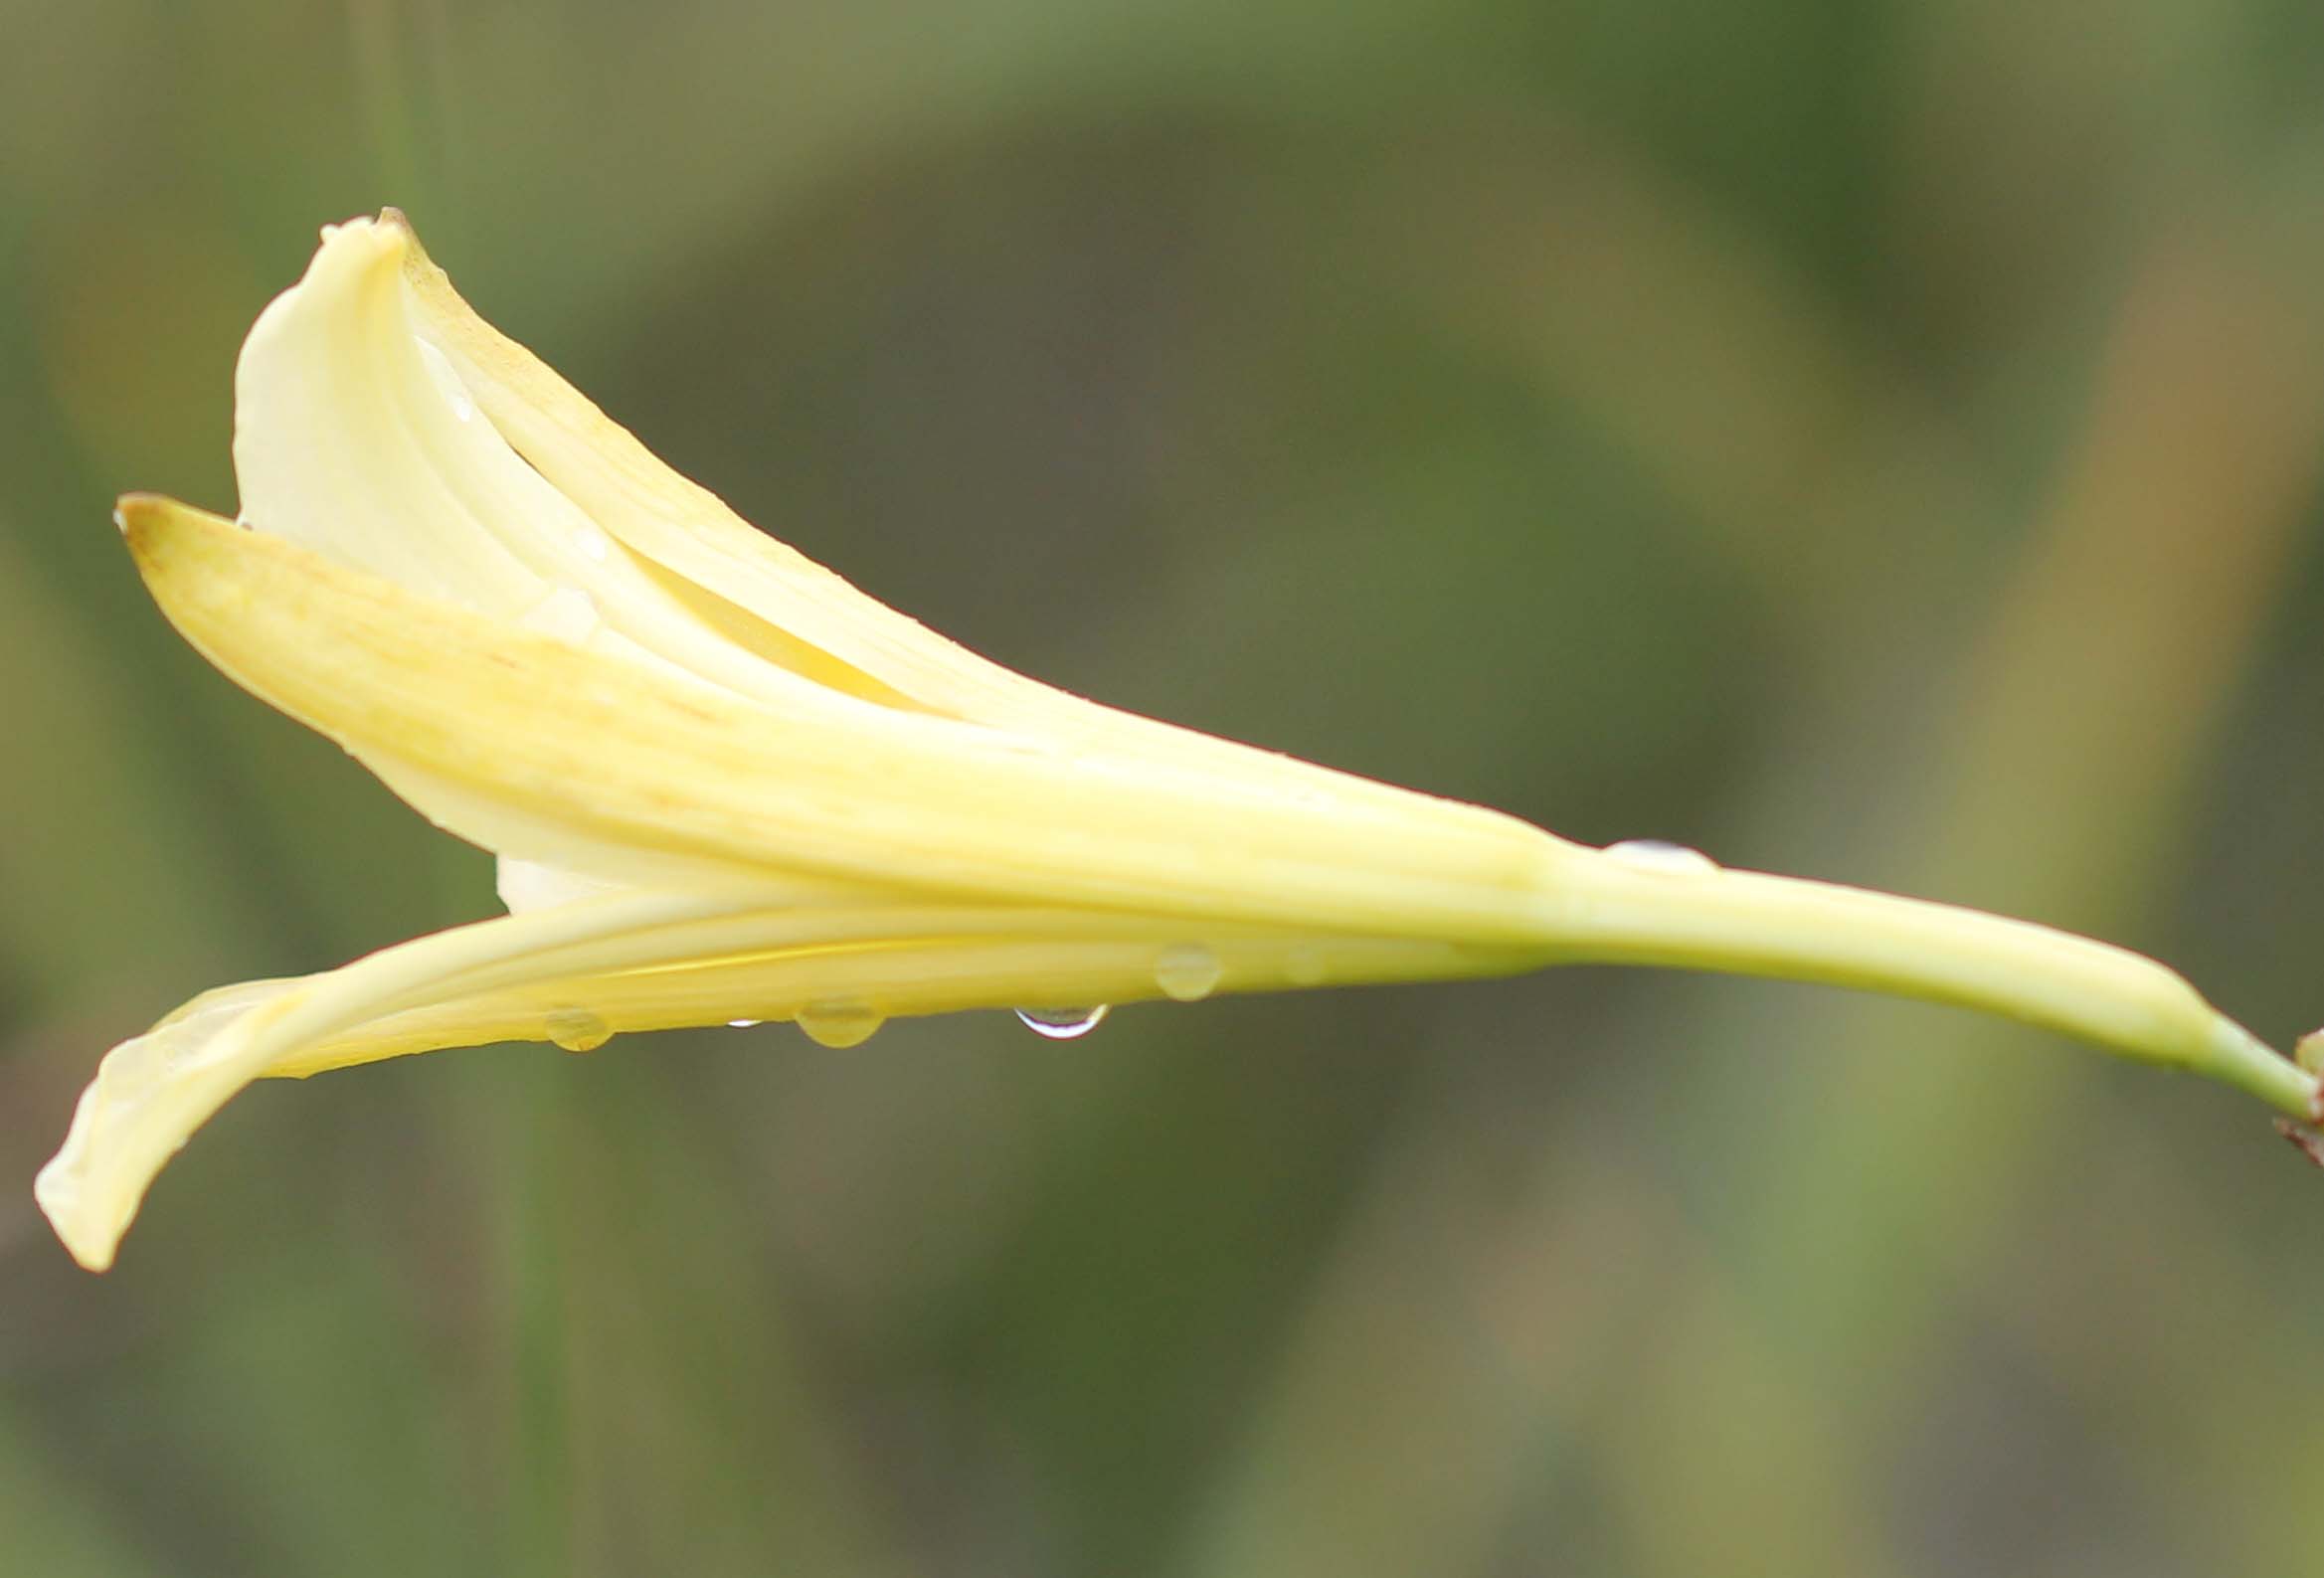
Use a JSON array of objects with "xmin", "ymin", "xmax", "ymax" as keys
[
  {"xmin": 387, "ymin": 211, "xmax": 1498, "ymax": 814},
  {"xmin": 233, "ymin": 219, "xmax": 547, "ymax": 613},
  {"xmin": 272, "ymin": 908, "xmax": 1534, "ymax": 1080},
  {"xmin": 39, "ymin": 880, "xmax": 1535, "ymax": 1270},
  {"xmin": 235, "ymin": 217, "xmax": 922, "ymax": 713},
  {"xmin": 120, "ymin": 496, "xmax": 1579, "ymax": 948},
  {"xmin": 232, "ymin": 217, "xmax": 1468, "ymax": 917},
  {"xmin": 495, "ymin": 856, "xmax": 622, "ymax": 914},
  {"xmin": 35, "ymin": 888, "xmax": 740, "ymax": 1271}
]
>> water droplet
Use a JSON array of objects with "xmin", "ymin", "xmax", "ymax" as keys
[
  {"xmin": 574, "ymin": 526, "xmax": 611, "ymax": 563},
  {"xmin": 412, "ymin": 335, "xmax": 477, "ymax": 422},
  {"xmin": 727, "ymin": 1017, "xmax": 764, "ymax": 1029},
  {"xmin": 1015, "ymin": 1005, "xmax": 1109, "ymax": 1040},
  {"xmin": 1156, "ymin": 944, "xmax": 1223, "ymax": 1002},
  {"xmin": 1285, "ymin": 945, "xmax": 1329, "ymax": 987},
  {"xmin": 798, "ymin": 997, "xmax": 883, "ymax": 1049},
  {"xmin": 1604, "ymin": 839, "xmax": 1719, "ymax": 876},
  {"xmin": 546, "ymin": 1008, "xmax": 612, "ymax": 1054}
]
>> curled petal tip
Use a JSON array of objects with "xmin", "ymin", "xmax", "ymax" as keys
[
  {"xmin": 113, "ymin": 492, "xmax": 167, "ymax": 538},
  {"xmin": 35, "ymin": 1099, "xmax": 123, "ymax": 1273}
]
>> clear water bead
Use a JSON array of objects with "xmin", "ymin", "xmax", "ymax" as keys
[
  {"xmin": 1015, "ymin": 1005, "xmax": 1109, "ymax": 1040},
  {"xmin": 1604, "ymin": 839, "xmax": 1719, "ymax": 876},
  {"xmin": 798, "ymin": 998, "xmax": 883, "ymax": 1049},
  {"xmin": 1156, "ymin": 944, "xmax": 1224, "ymax": 1002},
  {"xmin": 546, "ymin": 1008, "xmax": 613, "ymax": 1054},
  {"xmin": 727, "ymin": 1018, "xmax": 764, "ymax": 1029}
]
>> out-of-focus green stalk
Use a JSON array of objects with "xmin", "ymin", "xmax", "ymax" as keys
[{"xmin": 500, "ymin": 1079, "xmax": 573, "ymax": 1578}]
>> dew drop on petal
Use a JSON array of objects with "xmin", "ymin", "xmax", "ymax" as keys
[
  {"xmin": 798, "ymin": 998, "xmax": 883, "ymax": 1049},
  {"xmin": 1604, "ymin": 839, "xmax": 1719, "ymax": 876},
  {"xmin": 1156, "ymin": 944, "xmax": 1223, "ymax": 1003},
  {"xmin": 546, "ymin": 1008, "xmax": 612, "ymax": 1054},
  {"xmin": 1015, "ymin": 1005, "xmax": 1109, "ymax": 1040},
  {"xmin": 728, "ymin": 1018, "xmax": 764, "ymax": 1029}
]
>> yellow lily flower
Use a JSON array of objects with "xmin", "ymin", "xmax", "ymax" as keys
[{"xmin": 37, "ymin": 211, "xmax": 2314, "ymax": 1272}]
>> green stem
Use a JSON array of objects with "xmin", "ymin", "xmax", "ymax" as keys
[{"xmin": 1535, "ymin": 853, "xmax": 2313, "ymax": 1120}]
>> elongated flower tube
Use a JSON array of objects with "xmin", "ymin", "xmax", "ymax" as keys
[{"xmin": 37, "ymin": 211, "xmax": 2315, "ymax": 1271}]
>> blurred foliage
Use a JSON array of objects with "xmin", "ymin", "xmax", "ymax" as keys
[{"xmin": 5, "ymin": 0, "xmax": 2324, "ymax": 1572}]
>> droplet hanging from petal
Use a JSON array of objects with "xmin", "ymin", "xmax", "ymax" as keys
[
  {"xmin": 1603, "ymin": 839, "xmax": 1719, "ymax": 876},
  {"xmin": 1015, "ymin": 1005, "xmax": 1109, "ymax": 1040},
  {"xmin": 1155, "ymin": 944, "xmax": 1222, "ymax": 1002},
  {"xmin": 545, "ymin": 1007, "xmax": 612, "ymax": 1053},
  {"xmin": 798, "ymin": 997, "xmax": 883, "ymax": 1049}
]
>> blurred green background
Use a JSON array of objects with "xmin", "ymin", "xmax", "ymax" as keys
[{"xmin": 7, "ymin": 0, "xmax": 2324, "ymax": 1572}]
